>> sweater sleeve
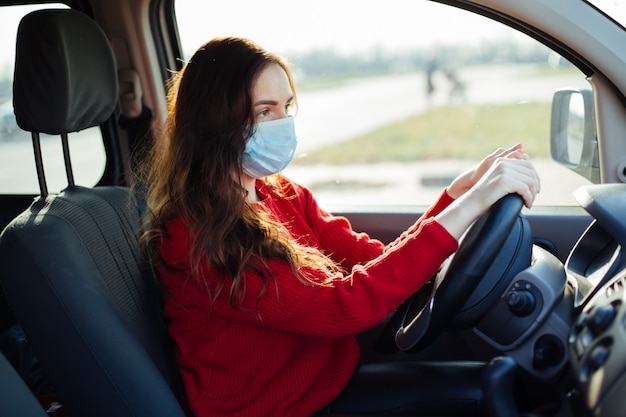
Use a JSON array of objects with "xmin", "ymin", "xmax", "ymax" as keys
[
  {"xmin": 385, "ymin": 188, "xmax": 455, "ymax": 250},
  {"xmin": 161, "ymin": 216, "xmax": 458, "ymax": 339},
  {"xmin": 294, "ymin": 181, "xmax": 455, "ymax": 267},
  {"xmin": 294, "ymin": 183, "xmax": 385, "ymax": 268}
]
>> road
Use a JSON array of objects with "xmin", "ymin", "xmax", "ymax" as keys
[
  {"xmin": 293, "ymin": 64, "xmax": 587, "ymax": 152},
  {"xmin": 285, "ymin": 64, "xmax": 590, "ymax": 206}
]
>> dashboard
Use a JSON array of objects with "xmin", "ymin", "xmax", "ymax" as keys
[
  {"xmin": 566, "ymin": 185, "xmax": 626, "ymax": 417},
  {"xmin": 473, "ymin": 184, "xmax": 626, "ymax": 416}
]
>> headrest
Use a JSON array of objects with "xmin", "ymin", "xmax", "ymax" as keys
[{"xmin": 13, "ymin": 9, "xmax": 117, "ymax": 135}]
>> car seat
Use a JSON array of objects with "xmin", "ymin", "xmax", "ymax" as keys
[
  {"xmin": 0, "ymin": 9, "xmax": 188, "ymax": 417},
  {"xmin": 0, "ymin": 352, "xmax": 48, "ymax": 417}
]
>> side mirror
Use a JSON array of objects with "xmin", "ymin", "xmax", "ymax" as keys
[{"xmin": 550, "ymin": 88, "xmax": 600, "ymax": 183}]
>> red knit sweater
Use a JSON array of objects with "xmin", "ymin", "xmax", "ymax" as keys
[{"xmin": 159, "ymin": 178, "xmax": 458, "ymax": 417}]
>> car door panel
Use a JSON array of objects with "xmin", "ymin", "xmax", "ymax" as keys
[{"xmin": 340, "ymin": 208, "xmax": 591, "ymax": 264}]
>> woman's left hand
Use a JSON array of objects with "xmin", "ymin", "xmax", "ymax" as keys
[{"xmin": 447, "ymin": 143, "xmax": 527, "ymax": 199}]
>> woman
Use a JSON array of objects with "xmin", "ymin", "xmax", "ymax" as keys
[{"xmin": 141, "ymin": 36, "xmax": 540, "ymax": 417}]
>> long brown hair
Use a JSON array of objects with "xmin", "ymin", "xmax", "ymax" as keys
[{"xmin": 140, "ymin": 37, "xmax": 341, "ymax": 308}]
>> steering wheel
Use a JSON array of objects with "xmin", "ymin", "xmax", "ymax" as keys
[{"xmin": 394, "ymin": 193, "xmax": 528, "ymax": 352}]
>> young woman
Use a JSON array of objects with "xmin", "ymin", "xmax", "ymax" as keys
[{"xmin": 141, "ymin": 36, "xmax": 540, "ymax": 417}]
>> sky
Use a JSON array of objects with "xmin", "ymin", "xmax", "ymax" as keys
[
  {"xmin": 173, "ymin": 0, "xmax": 526, "ymax": 57},
  {"xmin": 0, "ymin": 0, "xmax": 529, "ymax": 78}
]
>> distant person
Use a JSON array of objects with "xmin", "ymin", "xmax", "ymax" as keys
[
  {"xmin": 139, "ymin": 36, "xmax": 540, "ymax": 417},
  {"xmin": 425, "ymin": 57, "xmax": 439, "ymax": 100},
  {"xmin": 443, "ymin": 65, "xmax": 466, "ymax": 99}
]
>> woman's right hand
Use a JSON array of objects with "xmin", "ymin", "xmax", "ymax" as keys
[{"xmin": 435, "ymin": 153, "xmax": 540, "ymax": 241}]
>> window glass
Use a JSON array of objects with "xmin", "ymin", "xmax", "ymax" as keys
[
  {"xmin": 174, "ymin": 0, "xmax": 590, "ymax": 207},
  {"xmin": 0, "ymin": 4, "xmax": 106, "ymax": 194}
]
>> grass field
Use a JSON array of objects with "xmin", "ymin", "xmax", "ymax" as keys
[{"xmin": 291, "ymin": 101, "xmax": 552, "ymax": 165}]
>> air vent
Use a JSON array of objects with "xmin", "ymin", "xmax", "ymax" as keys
[{"xmin": 606, "ymin": 276, "xmax": 626, "ymax": 298}]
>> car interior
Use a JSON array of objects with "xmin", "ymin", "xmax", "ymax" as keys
[
  {"xmin": 0, "ymin": 1, "xmax": 625, "ymax": 417},
  {"xmin": 0, "ymin": 10, "xmax": 498, "ymax": 416}
]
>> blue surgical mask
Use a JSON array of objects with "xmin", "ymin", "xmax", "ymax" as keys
[{"xmin": 242, "ymin": 116, "xmax": 298, "ymax": 178}]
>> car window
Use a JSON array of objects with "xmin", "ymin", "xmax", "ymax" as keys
[
  {"xmin": 174, "ymin": 0, "xmax": 591, "ymax": 207},
  {"xmin": 0, "ymin": 4, "xmax": 106, "ymax": 194}
]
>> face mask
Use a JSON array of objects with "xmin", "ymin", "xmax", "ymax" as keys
[{"xmin": 242, "ymin": 116, "xmax": 298, "ymax": 178}]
